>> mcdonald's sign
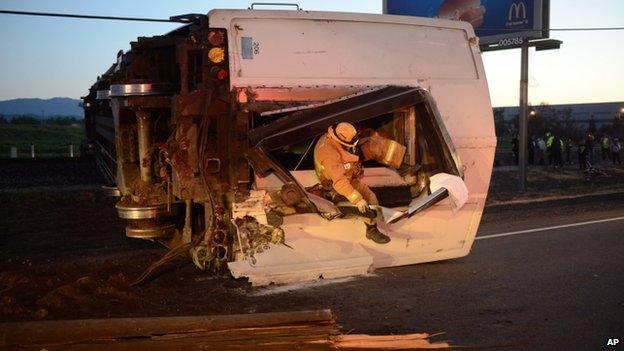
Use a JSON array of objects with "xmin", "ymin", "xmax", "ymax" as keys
[
  {"xmin": 384, "ymin": 0, "xmax": 550, "ymax": 46},
  {"xmin": 508, "ymin": 2, "xmax": 528, "ymax": 25}
]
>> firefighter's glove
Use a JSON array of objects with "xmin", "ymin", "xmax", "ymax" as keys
[{"xmin": 355, "ymin": 199, "xmax": 369, "ymax": 214}]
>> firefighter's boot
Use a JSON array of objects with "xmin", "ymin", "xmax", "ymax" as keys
[{"xmin": 365, "ymin": 223, "xmax": 391, "ymax": 244}]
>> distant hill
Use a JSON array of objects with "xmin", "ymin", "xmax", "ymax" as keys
[{"xmin": 0, "ymin": 97, "xmax": 83, "ymax": 118}]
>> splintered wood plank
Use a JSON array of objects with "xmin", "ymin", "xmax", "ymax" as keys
[
  {"xmin": 4, "ymin": 328, "xmax": 337, "ymax": 351},
  {"xmin": 0, "ymin": 310, "xmax": 451, "ymax": 350},
  {"xmin": 0, "ymin": 309, "xmax": 334, "ymax": 346},
  {"xmin": 333, "ymin": 333, "xmax": 451, "ymax": 350}
]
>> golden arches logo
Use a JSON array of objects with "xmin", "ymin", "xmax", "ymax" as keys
[{"xmin": 508, "ymin": 2, "xmax": 527, "ymax": 21}]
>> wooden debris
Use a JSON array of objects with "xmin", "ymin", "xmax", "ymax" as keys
[
  {"xmin": 0, "ymin": 309, "xmax": 450, "ymax": 350},
  {"xmin": 334, "ymin": 333, "xmax": 450, "ymax": 349}
]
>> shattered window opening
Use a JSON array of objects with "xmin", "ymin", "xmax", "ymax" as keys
[{"xmin": 249, "ymin": 88, "xmax": 461, "ymax": 210}]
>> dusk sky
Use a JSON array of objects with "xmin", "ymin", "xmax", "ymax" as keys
[{"xmin": 0, "ymin": 0, "xmax": 622, "ymax": 107}]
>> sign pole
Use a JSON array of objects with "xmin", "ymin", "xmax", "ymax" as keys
[{"xmin": 518, "ymin": 41, "xmax": 529, "ymax": 192}]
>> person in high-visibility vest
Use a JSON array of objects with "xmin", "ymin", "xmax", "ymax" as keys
[
  {"xmin": 601, "ymin": 136, "xmax": 611, "ymax": 161},
  {"xmin": 546, "ymin": 132, "xmax": 554, "ymax": 165},
  {"xmin": 313, "ymin": 122, "xmax": 391, "ymax": 244}
]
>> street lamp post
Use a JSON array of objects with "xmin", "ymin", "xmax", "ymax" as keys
[
  {"xmin": 482, "ymin": 38, "xmax": 562, "ymax": 194},
  {"xmin": 518, "ymin": 41, "xmax": 529, "ymax": 193}
]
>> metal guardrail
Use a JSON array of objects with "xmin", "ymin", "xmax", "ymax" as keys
[{"xmin": 4, "ymin": 145, "xmax": 78, "ymax": 159}]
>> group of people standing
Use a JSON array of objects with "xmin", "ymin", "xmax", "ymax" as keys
[
  {"xmin": 512, "ymin": 132, "xmax": 622, "ymax": 169},
  {"xmin": 577, "ymin": 134, "xmax": 622, "ymax": 170},
  {"xmin": 598, "ymin": 134, "xmax": 622, "ymax": 165}
]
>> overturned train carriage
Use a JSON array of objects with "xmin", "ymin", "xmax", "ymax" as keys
[{"xmin": 83, "ymin": 9, "xmax": 496, "ymax": 285}]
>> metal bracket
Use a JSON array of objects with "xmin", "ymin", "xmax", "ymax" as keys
[{"xmin": 249, "ymin": 3, "xmax": 301, "ymax": 10}]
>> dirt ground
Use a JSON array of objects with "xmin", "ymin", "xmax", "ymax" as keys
[
  {"xmin": 487, "ymin": 163, "xmax": 624, "ymax": 203},
  {"xmin": 1, "ymin": 158, "xmax": 623, "ymax": 326},
  {"xmin": 0, "ymin": 186, "xmax": 253, "ymax": 322}
]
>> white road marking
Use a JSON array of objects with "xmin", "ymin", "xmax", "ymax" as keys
[{"xmin": 476, "ymin": 216, "xmax": 624, "ymax": 241}]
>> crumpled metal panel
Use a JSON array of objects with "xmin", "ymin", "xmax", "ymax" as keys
[{"xmin": 248, "ymin": 86, "xmax": 422, "ymax": 149}]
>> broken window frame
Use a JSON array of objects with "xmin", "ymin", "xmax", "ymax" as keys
[{"xmin": 245, "ymin": 86, "xmax": 463, "ymax": 213}]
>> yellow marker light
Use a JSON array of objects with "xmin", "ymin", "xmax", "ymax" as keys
[{"xmin": 208, "ymin": 47, "xmax": 225, "ymax": 64}]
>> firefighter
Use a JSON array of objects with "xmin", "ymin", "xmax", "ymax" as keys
[{"xmin": 313, "ymin": 122, "xmax": 391, "ymax": 244}]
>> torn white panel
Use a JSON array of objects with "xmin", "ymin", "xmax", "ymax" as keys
[
  {"xmin": 320, "ymin": 205, "xmax": 476, "ymax": 268},
  {"xmin": 228, "ymin": 229, "xmax": 373, "ymax": 286},
  {"xmin": 230, "ymin": 201, "xmax": 479, "ymax": 286}
]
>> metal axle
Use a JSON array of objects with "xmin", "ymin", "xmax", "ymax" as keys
[{"xmin": 136, "ymin": 110, "xmax": 153, "ymax": 183}]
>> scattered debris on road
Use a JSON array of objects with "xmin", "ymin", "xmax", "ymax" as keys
[{"xmin": 0, "ymin": 310, "xmax": 450, "ymax": 350}]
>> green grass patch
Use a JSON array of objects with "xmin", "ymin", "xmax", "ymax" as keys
[{"xmin": 0, "ymin": 124, "xmax": 84, "ymax": 157}]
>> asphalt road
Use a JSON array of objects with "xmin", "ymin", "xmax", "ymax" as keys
[
  {"xmin": 466, "ymin": 217, "xmax": 622, "ymax": 350},
  {"xmin": 250, "ymin": 198, "xmax": 624, "ymax": 350}
]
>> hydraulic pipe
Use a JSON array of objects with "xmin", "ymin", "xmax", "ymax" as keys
[{"xmin": 136, "ymin": 110, "xmax": 153, "ymax": 183}]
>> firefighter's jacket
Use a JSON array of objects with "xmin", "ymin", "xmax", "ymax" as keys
[{"xmin": 314, "ymin": 133, "xmax": 365, "ymax": 204}]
